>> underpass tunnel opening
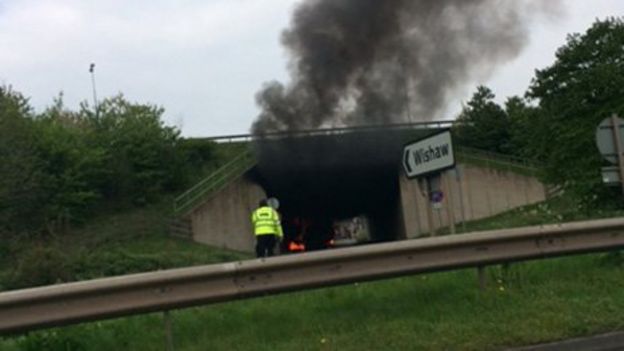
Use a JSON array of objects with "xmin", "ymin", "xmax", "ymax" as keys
[
  {"xmin": 249, "ymin": 129, "xmax": 436, "ymax": 251},
  {"xmin": 251, "ymin": 165, "xmax": 403, "ymax": 250}
]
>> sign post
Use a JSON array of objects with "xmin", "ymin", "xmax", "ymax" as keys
[
  {"xmin": 596, "ymin": 114, "xmax": 624, "ymax": 195},
  {"xmin": 611, "ymin": 115, "xmax": 624, "ymax": 196},
  {"xmin": 418, "ymin": 178, "xmax": 436, "ymax": 236},
  {"xmin": 403, "ymin": 130, "xmax": 456, "ymax": 236},
  {"xmin": 443, "ymin": 174, "xmax": 457, "ymax": 235}
]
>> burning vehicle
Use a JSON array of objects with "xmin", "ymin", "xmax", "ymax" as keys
[{"xmin": 281, "ymin": 215, "xmax": 370, "ymax": 253}]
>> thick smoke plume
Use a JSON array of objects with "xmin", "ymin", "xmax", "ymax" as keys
[{"xmin": 253, "ymin": 0, "xmax": 558, "ymax": 133}]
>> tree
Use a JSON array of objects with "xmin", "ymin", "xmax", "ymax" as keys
[
  {"xmin": 0, "ymin": 86, "xmax": 206, "ymax": 238},
  {"xmin": 34, "ymin": 96, "xmax": 107, "ymax": 231},
  {"xmin": 454, "ymin": 86, "xmax": 511, "ymax": 154},
  {"xmin": 505, "ymin": 96, "xmax": 541, "ymax": 159},
  {"xmin": 0, "ymin": 87, "xmax": 45, "ymax": 235},
  {"xmin": 527, "ymin": 17, "xmax": 624, "ymax": 202},
  {"xmin": 84, "ymin": 95, "xmax": 186, "ymax": 204}
]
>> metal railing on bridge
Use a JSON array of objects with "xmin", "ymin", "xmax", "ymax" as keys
[
  {"xmin": 456, "ymin": 146, "xmax": 543, "ymax": 176},
  {"xmin": 173, "ymin": 148, "xmax": 256, "ymax": 216},
  {"xmin": 198, "ymin": 120, "xmax": 457, "ymax": 143}
]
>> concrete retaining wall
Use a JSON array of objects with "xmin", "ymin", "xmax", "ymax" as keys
[
  {"xmin": 400, "ymin": 163, "xmax": 547, "ymax": 239},
  {"xmin": 189, "ymin": 175, "xmax": 266, "ymax": 253}
]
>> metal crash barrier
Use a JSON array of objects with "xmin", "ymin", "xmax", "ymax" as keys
[{"xmin": 1, "ymin": 217, "xmax": 623, "ymax": 334}]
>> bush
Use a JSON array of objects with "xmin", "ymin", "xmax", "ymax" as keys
[
  {"xmin": 182, "ymin": 138, "xmax": 217, "ymax": 167},
  {"xmin": 33, "ymin": 105, "xmax": 106, "ymax": 230},
  {"xmin": 8, "ymin": 246, "xmax": 72, "ymax": 290},
  {"xmin": 1, "ymin": 89, "xmax": 206, "ymax": 237},
  {"xmin": 84, "ymin": 95, "xmax": 187, "ymax": 204},
  {"xmin": 71, "ymin": 251, "xmax": 169, "ymax": 280}
]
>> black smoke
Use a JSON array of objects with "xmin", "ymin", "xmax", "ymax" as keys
[
  {"xmin": 252, "ymin": 0, "xmax": 559, "ymax": 133},
  {"xmin": 248, "ymin": 1, "xmax": 559, "ymax": 245}
]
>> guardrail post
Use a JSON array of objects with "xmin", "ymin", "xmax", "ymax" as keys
[
  {"xmin": 455, "ymin": 167, "xmax": 468, "ymax": 233},
  {"xmin": 164, "ymin": 311, "xmax": 174, "ymax": 351},
  {"xmin": 478, "ymin": 266, "xmax": 487, "ymax": 292},
  {"xmin": 485, "ymin": 157, "xmax": 494, "ymax": 216},
  {"xmin": 500, "ymin": 263, "xmax": 514, "ymax": 289}
]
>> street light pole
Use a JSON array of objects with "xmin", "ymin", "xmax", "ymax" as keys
[
  {"xmin": 400, "ymin": 53, "xmax": 413, "ymax": 124},
  {"xmin": 89, "ymin": 63, "xmax": 99, "ymax": 118},
  {"xmin": 399, "ymin": 46, "xmax": 414, "ymax": 125}
]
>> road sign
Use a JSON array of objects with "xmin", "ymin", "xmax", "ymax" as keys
[
  {"xmin": 596, "ymin": 116, "xmax": 624, "ymax": 164},
  {"xmin": 596, "ymin": 115, "xmax": 624, "ymax": 195},
  {"xmin": 430, "ymin": 190, "xmax": 444, "ymax": 210},
  {"xmin": 403, "ymin": 130, "xmax": 455, "ymax": 178},
  {"xmin": 430, "ymin": 190, "xmax": 444, "ymax": 203}
]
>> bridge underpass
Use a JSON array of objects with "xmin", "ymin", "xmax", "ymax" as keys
[
  {"xmin": 250, "ymin": 128, "xmax": 428, "ymax": 248},
  {"xmin": 178, "ymin": 125, "xmax": 547, "ymax": 253}
]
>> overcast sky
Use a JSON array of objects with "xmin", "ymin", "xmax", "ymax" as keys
[{"xmin": 1, "ymin": 1, "xmax": 622, "ymax": 137}]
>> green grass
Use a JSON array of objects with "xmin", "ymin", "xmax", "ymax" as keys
[{"xmin": 1, "ymin": 253, "xmax": 622, "ymax": 350}]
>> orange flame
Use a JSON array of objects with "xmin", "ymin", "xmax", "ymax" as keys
[{"xmin": 288, "ymin": 241, "xmax": 306, "ymax": 252}]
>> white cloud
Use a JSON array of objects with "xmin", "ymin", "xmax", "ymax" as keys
[{"xmin": 1, "ymin": 0, "xmax": 295, "ymax": 65}]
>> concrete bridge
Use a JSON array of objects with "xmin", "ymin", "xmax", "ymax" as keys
[{"xmin": 172, "ymin": 123, "xmax": 547, "ymax": 253}]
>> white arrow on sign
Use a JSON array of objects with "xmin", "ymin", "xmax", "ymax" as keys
[{"xmin": 403, "ymin": 130, "xmax": 455, "ymax": 178}]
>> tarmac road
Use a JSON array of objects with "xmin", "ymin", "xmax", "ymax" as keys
[{"xmin": 507, "ymin": 332, "xmax": 624, "ymax": 351}]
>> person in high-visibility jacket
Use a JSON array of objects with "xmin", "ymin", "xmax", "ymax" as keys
[{"xmin": 252, "ymin": 199, "xmax": 283, "ymax": 258}]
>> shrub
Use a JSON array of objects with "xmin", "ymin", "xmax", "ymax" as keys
[{"xmin": 8, "ymin": 246, "xmax": 72, "ymax": 290}]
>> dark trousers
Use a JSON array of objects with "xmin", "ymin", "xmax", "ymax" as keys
[{"xmin": 256, "ymin": 235, "xmax": 277, "ymax": 258}]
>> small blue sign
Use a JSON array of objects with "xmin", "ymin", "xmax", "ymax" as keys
[{"xmin": 430, "ymin": 191, "xmax": 444, "ymax": 203}]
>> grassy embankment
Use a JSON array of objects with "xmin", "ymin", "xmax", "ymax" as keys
[
  {"xmin": 0, "ymin": 196, "xmax": 623, "ymax": 351},
  {"xmin": 0, "ymin": 141, "xmax": 252, "ymax": 291},
  {"xmin": 0, "ymin": 197, "xmax": 250, "ymax": 292}
]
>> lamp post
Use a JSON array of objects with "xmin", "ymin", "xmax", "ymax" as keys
[
  {"xmin": 89, "ymin": 63, "xmax": 99, "ymax": 118},
  {"xmin": 400, "ymin": 50, "xmax": 413, "ymax": 124}
]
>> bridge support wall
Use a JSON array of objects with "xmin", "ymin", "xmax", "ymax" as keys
[
  {"xmin": 400, "ymin": 164, "xmax": 547, "ymax": 238},
  {"xmin": 189, "ymin": 175, "xmax": 265, "ymax": 253}
]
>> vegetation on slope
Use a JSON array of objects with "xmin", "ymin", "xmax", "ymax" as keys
[
  {"xmin": 0, "ymin": 198, "xmax": 250, "ymax": 292},
  {"xmin": 0, "ymin": 89, "xmax": 226, "ymax": 239},
  {"xmin": 0, "ymin": 90, "xmax": 248, "ymax": 291}
]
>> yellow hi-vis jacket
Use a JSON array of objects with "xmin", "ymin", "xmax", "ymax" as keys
[{"xmin": 251, "ymin": 206, "xmax": 283, "ymax": 238}]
